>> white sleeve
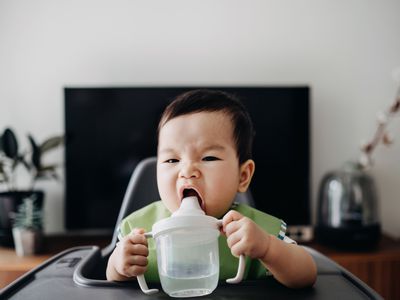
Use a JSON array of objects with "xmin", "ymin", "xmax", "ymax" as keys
[
  {"xmin": 278, "ymin": 220, "xmax": 297, "ymax": 244},
  {"xmin": 283, "ymin": 235, "xmax": 297, "ymax": 244}
]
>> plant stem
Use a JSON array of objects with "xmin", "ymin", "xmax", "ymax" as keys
[{"xmin": 361, "ymin": 87, "xmax": 400, "ymax": 168}]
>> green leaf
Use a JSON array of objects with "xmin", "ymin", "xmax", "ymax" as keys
[
  {"xmin": 28, "ymin": 134, "xmax": 41, "ymax": 169},
  {"xmin": 2, "ymin": 128, "xmax": 19, "ymax": 158},
  {"xmin": 40, "ymin": 136, "xmax": 63, "ymax": 153},
  {"xmin": 0, "ymin": 161, "xmax": 9, "ymax": 183},
  {"xmin": 12, "ymin": 197, "xmax": 43, "ymax": 229},
  {"xmin": 37, "ymin": 165, "xmax": 58, "ymax": 174},
  {"xmin": 35, "ymin": 165, "xmax": 60, "ymax": 181}
]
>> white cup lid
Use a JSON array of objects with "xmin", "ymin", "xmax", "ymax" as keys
[
  {"xmin": 152, "ymin": 196, "xmax": 219, "ymax": 237},
  {"xmin": 172, "ymin": 196, "xmax": 205, "ymax": 217}
]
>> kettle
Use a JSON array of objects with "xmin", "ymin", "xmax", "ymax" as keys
[
  {"xmin": 315, "ymin": 164, "xmax": 381, "ymax": 249},
  {"xmin": 137, "ymin": 196, "xmax": 245, "ymax": 297}
]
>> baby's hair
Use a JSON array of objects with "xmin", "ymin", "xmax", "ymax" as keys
[{"xmin": 158, "ymin": 89, "xmax": 255, "ymax": 164}]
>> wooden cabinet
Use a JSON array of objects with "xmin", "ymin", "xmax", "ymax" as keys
[
  {"xmin": 310, "ymin": 236, "xmax": 400, "ymax": 300},
  {"xmin": 1, "ymin": 235, "xmax": 399, "ymax": 299}
]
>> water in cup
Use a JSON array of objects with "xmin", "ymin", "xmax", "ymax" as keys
[
  {"xmin": 159, "ymin": 263, "xmax": 219, "ymax": 297},
  {"xmin": 155, "ymin": 227, "xmax": 220, "ymax": 297}
]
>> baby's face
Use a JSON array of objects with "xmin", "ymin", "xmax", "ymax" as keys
[{"xmin": 157, "ymin": 111, "xmax": 241, "ymax": 218}]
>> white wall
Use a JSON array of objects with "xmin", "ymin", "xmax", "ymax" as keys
[{"xmin": 0, "ymin": 0, "xmax": 399, "ymax": 238}]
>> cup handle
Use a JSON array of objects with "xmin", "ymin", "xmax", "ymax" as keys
[
  {"xmin": 136, "ymin": 232, "xmax": 159, "ymax": 295},
  {"xmin": 216, "ymin": 220, "xmax": 246, "ymax": 284},
  {"xmin": 226, "ymin": 254, "xmax": 245, "ymax": 284}
]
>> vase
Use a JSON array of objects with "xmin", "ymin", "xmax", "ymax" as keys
[
  {"xmin": 0, "ymin": 190, "xmax": 44, "ymax": 247},
  {"xmin": 315, "ymin": 164, "xmax": 381, "ymax": 249},
  {"xmin": 12, "ymin": 227, "xmax": 43, "ymax": 256}
]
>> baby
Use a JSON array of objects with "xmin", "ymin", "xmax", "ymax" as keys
[{"xmin": 106, "ymin": 89, "xmax": 317, "ymax": 288}]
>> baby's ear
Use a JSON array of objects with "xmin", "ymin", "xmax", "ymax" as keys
[{"xmin": 238, "ymin": 159, "xmax": 255, "ymax": 193}]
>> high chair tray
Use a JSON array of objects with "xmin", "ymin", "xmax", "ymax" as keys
[{"xmin": 1, "ymin": 246, "xmax": 382, "ymax": 300}]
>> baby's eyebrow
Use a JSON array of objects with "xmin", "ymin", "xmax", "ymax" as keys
[
  {"xmin": 202, "ymin": 145, "xmax": 226, "ymax": 152},
  {"xmin": 158, "ymin": 148, "xmax": 175, "ymax": 155},
  {"xmin": 159, "ymin": 145, "xmax": 226, "ymax": 154}
]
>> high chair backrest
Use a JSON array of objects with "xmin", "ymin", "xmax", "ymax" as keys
[
  {"xmin": 109, "ymin": 157, "xmax": 159, "ymax": 249},
  {"xmin": 108, "ymin": 156, "xmax": 255, "ymax": 251}
]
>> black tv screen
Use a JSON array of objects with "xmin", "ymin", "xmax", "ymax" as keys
[{"xmin": 64, "ymin": 87, "xmax": 310, "ymax": 232}]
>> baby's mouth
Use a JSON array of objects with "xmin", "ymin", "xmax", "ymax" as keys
[{"xmin": 182, "ymin": 188, "xmax": 205, "ymax": 212}]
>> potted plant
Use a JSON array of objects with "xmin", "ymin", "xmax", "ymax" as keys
[
  {"xmin": 0, "ymin": 127, "xmax": 63, "ymax": 247},
  {"xmin": 12, "ymin": 195, "xmax": 43, "ymax": 256}
]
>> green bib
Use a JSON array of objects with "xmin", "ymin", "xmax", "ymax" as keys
[{"xmin": 118, "ymin": 201, "xmax": 286, "ymax": 282}]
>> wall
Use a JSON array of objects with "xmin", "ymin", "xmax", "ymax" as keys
[{"xmin": 0, "ymin": 0, "xmax": 399, "ymax": 238}]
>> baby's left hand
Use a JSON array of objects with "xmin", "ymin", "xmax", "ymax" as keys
[{"xmin": 222, "ymin": 210, "xmax": 271, "ymax": 260}]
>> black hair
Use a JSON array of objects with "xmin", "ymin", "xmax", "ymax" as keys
[{"xmin": 158, "ymin": 89, "xmax": 255, "ymax": 164}]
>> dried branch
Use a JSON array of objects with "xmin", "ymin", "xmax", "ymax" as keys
[{"xmin": 359, "ymin": 87, "xmax": 400, "ymax": 169}]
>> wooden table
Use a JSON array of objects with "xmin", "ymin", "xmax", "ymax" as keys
[{"xmin": 0, "ymin": 234, "xmax": 110, "ymax": 290}]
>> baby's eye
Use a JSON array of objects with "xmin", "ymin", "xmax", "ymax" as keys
[
  {"xmin": 202, "ymin": 156, "xmax": 220, "ymax": 161},
  {"xmin": 164, "ymin": 158, "xmax": 179, "ymax": 163}
]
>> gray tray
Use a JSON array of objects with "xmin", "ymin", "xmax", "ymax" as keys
[{"xmin": 0, "ymin": 245, "xmax": 382, "ymax": 300}]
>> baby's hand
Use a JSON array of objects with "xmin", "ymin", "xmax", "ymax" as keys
[
  {"xmin": 113, "ymin": 228, "xmax": 149, "ymax": 278},
  {"xmin": 222, "ymin": 210, "xmax": 271, "ymax": 260}
]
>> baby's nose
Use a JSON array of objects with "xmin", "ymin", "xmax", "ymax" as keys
[{"xmin": 179, "ymin": 162, "xmax": 200, "ymax": 178}]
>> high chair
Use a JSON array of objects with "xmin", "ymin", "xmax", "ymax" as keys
[{"xmin": 0, "ymin": 157, "xmax": 382, "ymax": 299}]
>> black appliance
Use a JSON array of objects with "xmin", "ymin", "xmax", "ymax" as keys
[{"xmin": 315, "ymin": 165, "xmax": 381, "ymax": 249}]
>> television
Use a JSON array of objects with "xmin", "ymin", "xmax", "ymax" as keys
[{"xmin": 64, "ymin": 87, "xmax": 310, "ymax": 238}]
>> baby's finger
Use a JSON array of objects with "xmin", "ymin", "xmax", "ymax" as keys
[
  {"xmin": 124, "ymin": 265, "xmax": 147, "ymax": 277},
  {"xmin": 129, "ymin": 243, "xmax": 149, "ymax": 256},
  {"xmin": 222, "ymin": 210, "xmax": 243, "ymax": 228},
  {"xmin": 226, "ymin": 231, "xmax": 241, "ymax": 249},
  {"xmin": 230, "ymin": 239, "xmax": 246, "ymax": 258},
  {"xmin": 224, "ymin": 220, "xmax": 240, "ymax": 236},
  {"xmin": 131, "ymin": 228, "xmax": 145, "ymax": 235},
  {"xmin": 128, "ymin": 232, "xmax": 148, "ymax": 245},
  {"xmin": 118, "ymin": 240, "xmax": 146, "ymax": 257},
  {"xmin": 129, "ymin": 255, "xmax": 148, "ymax": 267}
]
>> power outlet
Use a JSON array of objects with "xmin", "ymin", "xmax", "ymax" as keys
[{"xmin": 286, "ymin": 226, "xmax": 314, "ymax": 243}]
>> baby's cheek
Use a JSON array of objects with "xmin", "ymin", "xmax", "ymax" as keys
[{"xmin": 163, "ymin": 199, "xmax": 179, "ymax": 213}]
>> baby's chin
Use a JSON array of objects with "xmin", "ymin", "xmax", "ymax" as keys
[{"xmin": 205, "ymin": 207, "xmax": 229, "ymax": 219}]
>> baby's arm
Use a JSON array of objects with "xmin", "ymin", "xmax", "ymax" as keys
[
  {"xmin": 222, "ymin": 211, "xmax": 317, "ymax": 288},
  {"xmin": 106, "ymin": 228, "xmax": 149, "ymax": 281}
]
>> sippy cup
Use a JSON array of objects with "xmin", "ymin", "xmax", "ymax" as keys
[{"xmin": 137, "ymin": 196, "xmax": 245, "ymax": 298}]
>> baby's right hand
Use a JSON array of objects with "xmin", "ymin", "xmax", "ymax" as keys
[{"xmin": 113, "ymin": 228, "xmax": 149, "ymax": 278}]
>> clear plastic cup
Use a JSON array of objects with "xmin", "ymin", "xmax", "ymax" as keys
[{"xmin": 155, "ymin": 227, "xmax": 220, "ymax": 297}]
